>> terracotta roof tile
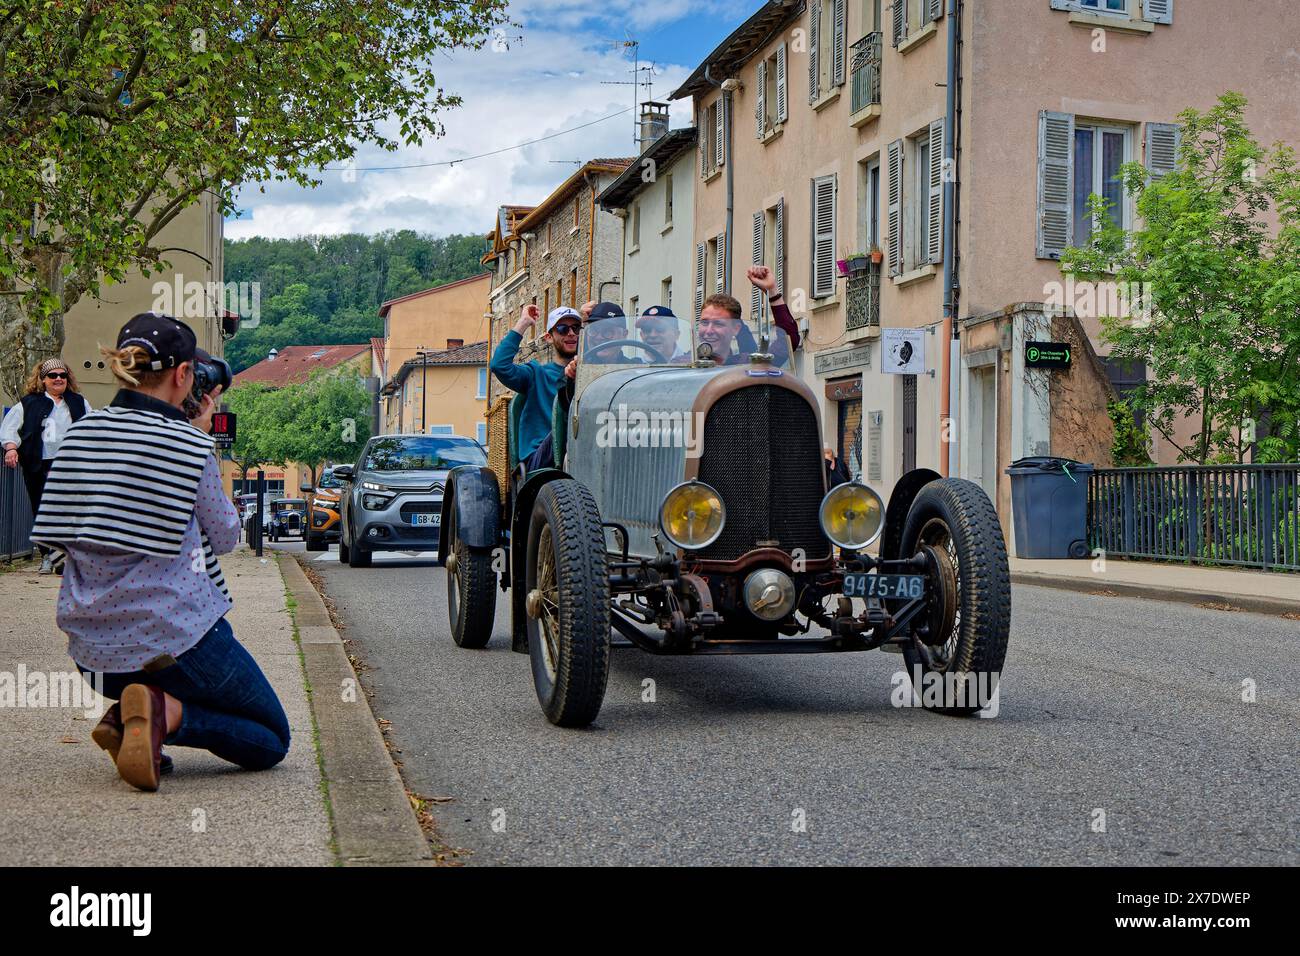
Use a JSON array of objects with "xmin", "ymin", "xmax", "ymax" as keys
[{"xmin": 233, "ymin": 343, "xmax": 370, "ymax": 388}]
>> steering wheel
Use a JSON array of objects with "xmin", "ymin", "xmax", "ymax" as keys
[{"xmin": 583, "ymin": 339, "xmax": 669, "ymax": 364}]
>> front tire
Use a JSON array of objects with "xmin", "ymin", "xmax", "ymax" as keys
[
  {"xmin": 899, "ymin": 478, "xmax": 1010, "ymax": 716},
  {"xmin": 524, "ymin": 480, "xmax": 610, "ymax": 727},
  {"xmin": 447, "ymin": 505, "xmax": 497, "ymax": 648}
]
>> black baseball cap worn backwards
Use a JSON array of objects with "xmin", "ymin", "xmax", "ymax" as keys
[{"xmin": 117, "ymin": 313, "xmax": 210, "ymax": 370}]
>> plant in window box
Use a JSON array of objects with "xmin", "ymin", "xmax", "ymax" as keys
[
  {"xmin": 846, "ymin": 251, "xmax": 869, "ymax": 276},
  {"xmin": 869, "ymin": 245, "xmax": 884, "ymax": 265}
]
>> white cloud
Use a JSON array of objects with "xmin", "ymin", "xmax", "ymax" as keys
[{"xmin": 226, "ymin": 3, "xmax": 707, "ymax": 242}]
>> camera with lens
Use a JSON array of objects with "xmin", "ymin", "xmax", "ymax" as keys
[{"xmin": 192, "ymin": 355, "xmax": 232, "ymax": 399}]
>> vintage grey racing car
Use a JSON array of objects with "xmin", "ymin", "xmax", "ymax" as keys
[{"xmin": 439, "ymin": 311, "xmax": 1010, "ymax": 727}]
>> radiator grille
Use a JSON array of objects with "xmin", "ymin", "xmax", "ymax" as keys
[{"xmin": 695, "ymin": 385, "xmax": 831, "ymax": 561}]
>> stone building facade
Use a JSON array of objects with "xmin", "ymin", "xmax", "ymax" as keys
[{"xmin": 483, "ymin": 160, "xmax": 632, "ymax": 406}]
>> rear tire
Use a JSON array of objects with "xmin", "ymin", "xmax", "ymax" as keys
[
  {"xmin": 899, "ymin": 478, "xmax": 1010, "ymax": 716},
  {"xmin": 447, "ymin": 505, "xmax": 497, "ymax": 648},
  {"xmin": 525, "ymin": 480, "xmax": 610, "ymax": 727},
  {"xmin": 338, "ymin": 532, "xmax": 350, "ymax": 563}
]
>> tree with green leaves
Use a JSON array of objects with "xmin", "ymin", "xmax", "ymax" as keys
[
  {"xmin": 1060, "ymin": 92, "xmax": 1300, "ymax": 464},
  {"xmin": 276, "ymin": 368, "xmax": 373, "ymax": 485},
  {"xmin": 0, "ymin": 0, "xmax": 509, "ymax": 398},
  {"xmin": 224, "ymin": 382, "xmax": 287, "ymax": 490}
]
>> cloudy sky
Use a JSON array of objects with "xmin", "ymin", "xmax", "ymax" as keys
[{"xmin": 225, "ymin": 1, "xmax": 754, "ymax": 242}]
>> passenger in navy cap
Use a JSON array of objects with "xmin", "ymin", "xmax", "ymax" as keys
[{"xmin": 635, "ymin": 306, "xmax": 690, "ymax": 364}]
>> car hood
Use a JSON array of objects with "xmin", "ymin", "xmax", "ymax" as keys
[{"xmin": 357, "ymin": 469, "xmax": 449, "ymax": 491}]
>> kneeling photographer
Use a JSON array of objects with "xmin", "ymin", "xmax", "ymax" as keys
[{"xmin": 31, "ymin": 313, "xmax": 290, "ymax": 792}]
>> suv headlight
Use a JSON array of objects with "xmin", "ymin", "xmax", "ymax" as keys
[
  {"xmin": 361, "ymin": 481, "xmax": 388, "ymax": 492},
  {"xmin": 819, "ymin": 482, "xmax": 884, "ymax": 550},
  {"xmin": 362, "ymin": 493, "xmax": 392, "ymax": 510},
  {"xmin": 659, "ymin": 480, "xmax": 725, "ymax": 551}
]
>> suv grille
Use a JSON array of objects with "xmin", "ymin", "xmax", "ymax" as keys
[
  {"xmin": 399, "ymin": 500, "xmax": 441, "ymax": 520},
  {"xmin": 695, "ymin": 385, "xmax": 831, "ymax": 562}
]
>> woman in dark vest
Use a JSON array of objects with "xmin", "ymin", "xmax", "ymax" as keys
[{"xmin": 1, "ymin": 358, "xmax": 91, "ymax": 573}]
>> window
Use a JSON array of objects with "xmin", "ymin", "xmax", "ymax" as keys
[
  {"xmin": 476, "ymin": 422, "xmax": 488, "ymax": 446},
  {"xmin": 568, "ymin": 269, "xmax": 577, "ymax": 306},
  {"xmin": 886, "ymin": 119, "xmax": 944, "ymax": 275},
  {"xmin": 573, "ymin": 199, "xmax": 580, "ymax": 229},
  {"xmin": 706, "ymin": 232, "xmax": 727, "ymax": 294},
  {"xmin": 1072, "ymin": 123, "xmax": 1131, "ymax": 247},
  {"xmin": 427, "ymin": 425, "xmax": 454, "ymax": 436},
  {"xmin": 664, "ymin": 174, "xmax": 674, "ymax": 224},
  {"xmin": 629, "ymin": 295, "xmax": 639, "ymax": 318},
  {"xmin": 476, "ymin": 367, "xmax": 487, "ymax": 399},
  {"xmin": 631, "ymin": 202, "xmax": 641, "ymax": 250},
  {"xmin": 1050, "ymin": 0, "xmax": 1171, "ymax": 24},
  {"xmin": 1080, "ymin": 0, "xmax": 1128, "ymax": 12},
  {"xmin": 892, "ymin": 0, "xmax": 944, "ymax": 48},
  {"xmin": 808, "ymin": 0, "xmax": 846, "ymax": 104},
  {"xmin": 543, "ymin": 286, "xmax": 550, "ymax": 317},
  {"xmin": 662, "ymin": 277, "xmax": 672, "ymax": 310},
  {"xmin": 701, "ymin": 97, "xmax": 725, "ymax": 177},
  {"xmin": 556, "ymin": 279, "xmax": 563, "ymax": 310},
  {"xmin": 755, "ymin": 44, "xmax": 788, "ymax": 137},
  {"xmin": 810, "ymin": 174, "xmax": 837, "ymax": 298}
]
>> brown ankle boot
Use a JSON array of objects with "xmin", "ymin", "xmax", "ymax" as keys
[{"xmin": 116, "ymin": 685, "xmax": 167, "ymax": 791}]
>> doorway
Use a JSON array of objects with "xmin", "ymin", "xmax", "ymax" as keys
[
  {"xmin": 968, "ymin": 364, "xmax": 997, "ymax": 503},
  {"xmin": 901, "ymin": 374, "xmax": 917, "ymax": 473}
]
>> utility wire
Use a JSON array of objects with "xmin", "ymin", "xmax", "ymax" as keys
[{"xmin": 324, "ymin": 108, "xmax": 632, "ymax": 172}]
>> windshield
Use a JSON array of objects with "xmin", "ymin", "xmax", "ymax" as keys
[
  {"xmin": 580, "ymin": 309, "xmax": 790, "ymax": 370},
  {"xmin": 362, "ymin": 435, "xmax": 487, "ymax": 472},
  {"xmin": 317, "ymin": 471, "xmax": 343, "ymax": 489},
  {"xmin": 276, "ymin": 500, "xmax": 306, "ymax": 512}
]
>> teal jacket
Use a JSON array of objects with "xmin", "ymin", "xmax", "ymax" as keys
[{"xmin": 490, "ymin": 330, "xmax": 566, "ymax": 461}]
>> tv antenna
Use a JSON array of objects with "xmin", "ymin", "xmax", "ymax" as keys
[{"xmin": 598, "ymin": 37, "xmax": 660, "ymax": 150}]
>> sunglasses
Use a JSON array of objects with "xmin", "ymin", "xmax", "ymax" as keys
[
  {"xmin": 44, "ymin": 371, "xmax": 68, "ymax": 380},
  {"xmin": 551, "ymin": 323, "xmax": 581, "ymax": 336}
]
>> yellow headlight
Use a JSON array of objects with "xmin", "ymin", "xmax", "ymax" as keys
[
  {"xmin": 819, "ymin": 481, "xmax": 885, "ymax": 550},
  {"xmin": 659, "ymin": 481, "xmax": 726, "ymax": 550}
]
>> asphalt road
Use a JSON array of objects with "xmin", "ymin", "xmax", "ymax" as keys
[{"xmin": 285, "ymin": 540, "xmax": 1300, "ymax": 866}]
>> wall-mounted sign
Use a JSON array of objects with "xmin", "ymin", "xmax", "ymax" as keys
[
  {"xmin": 815, "ymin": 343, "xmax": 872, "ymax": 376},
  {"xmin": 212, "ymin": 412, "xmax": 236, "ymax": 449},
  {"xmin": 824, "ymin": 376, "xmax": 862, "ymax": 402},
  {"xmin": 1025, "ymin": 341, "xmax": 1072, "ymax": 369},
  {"xmin": 881, "ymin": 328, "xmax": 925, "ymax": 375}
]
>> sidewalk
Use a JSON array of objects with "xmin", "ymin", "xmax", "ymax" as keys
[
  {"xmin": 0, "ymin": 546, "xmax": 333, "ymax": 866},
  {"xmin": 1010, "ymin": 556, "xmax": 1300, "ymax": 616}
]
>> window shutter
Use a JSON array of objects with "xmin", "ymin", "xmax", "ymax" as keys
[
  {"xmin": 700, "ymin": 112, "xmax": 709, "ymax": 177},
  {"xmin": 929, "ymin": 0, "xmax": 944, "ymax": 22},
  {"xmin": 716, "ymin": 232, "xmax": 728, "ymax": 293},
  {"xmin": 832, "ymin": 0, "xmax": 847, "ymax": 87},
  {"xmin": 808, "ymin": 1, "xmax": 821, "ymax": 103},
  {"xmin": 775, "ymin": 198, "xmax": 786, "ymax": 294},
  {"xmin": 886, "ymin": 138, "xmax": 903, "ymax": 276},
  {"xmin": 715, "ymin": 98, "xmax": 725, "ymax": 168},
  {"xmin": 1144, "ymin": 0, "xmax": 1172, "ymax": 22},
  {"xmin": 1036, "ymin": 110, "xmax": 1074, "ymax": 260},
  {"xmin": 695, "ymin": 242, "xmax": 706, "ymax": 318},
  {"xmin": 811, "ymin": 174, "xmax": 837, "ymax": 299},
  {"xmin": 775, "ymin": 43, "xmax": 788, "ymax": 123},
  {"xmin": 752, "ymin": 212, "xmax": 766, "ymax": 319},
  {"xmin": 756, "ymin": 60, "xmax": 767, "ymax": 139},
  {"xmin": 1145, "ymin": 122, "xmax": 1180, "ymax": 177},
  {"xmin": 927, "ymin": 118, "xmax": 945, "ymax": 264},
  {"xmin": 892, "ymin": 0, "xmax": 907, "ymax": 47}
]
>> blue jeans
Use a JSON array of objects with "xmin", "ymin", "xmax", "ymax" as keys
[{"xmin": 78, "ymin": 617, "xmax": 290, "ymax": 771}]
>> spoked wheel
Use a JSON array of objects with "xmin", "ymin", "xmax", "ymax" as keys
[
  {"xmin": 446, "ymin": 505, "xmax": 497, "ymax": 648},
  {"xmin": 524, "ymin": 480, "xmax": 610, "ymax": 727},
  {"xmin": 899, "ymin": 478, "xmax": 1010, "ymax": 715}
]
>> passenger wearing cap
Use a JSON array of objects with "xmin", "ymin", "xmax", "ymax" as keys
[
  {"xmin": 635, "ymin": 305, "xmax": 691, "ymax": 364},
  {"xmin": 578, "ymin": 301, "xmax": 633, "ymax": 363},
  {"xmin": 490, "ymin": 303, "xmax": 580, "ymax": 471}
]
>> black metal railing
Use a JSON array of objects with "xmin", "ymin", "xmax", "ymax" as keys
[
  {"xmin": 850, "ymin": 33, "xmax": 882, "ymax": 115},
  {"xmin": 0, "ymin": 466, "xmax": 35, "ymax": 562},
  {"xmin": 1089, "ymin": 464, "xmax": 1300, "ymax": 571},
  {"xmin": 846, "ymin": 264, "xmax": 881, "ymax": 332}
]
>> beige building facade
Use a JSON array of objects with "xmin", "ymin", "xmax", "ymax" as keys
[{"xmin": 673, "ymin": 0, "xmax": 1300, "ymax": 535}]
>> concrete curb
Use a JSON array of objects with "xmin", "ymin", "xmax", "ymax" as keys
[
  {"xmin": 278, "ymin": 554, "xmax": 433, "ymax": 866},
  {"xmin": 1011, "ymin": 572, "xmax": 1300, "ymax": 618}
]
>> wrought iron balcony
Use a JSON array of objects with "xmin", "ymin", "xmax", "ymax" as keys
[
  {"xmin": 845, "ymin": 264, "xmax": 881, "ymax": 332},
  {"xmin": 850, "ymin": 33, "xmax": 882, "ymax": 116}
]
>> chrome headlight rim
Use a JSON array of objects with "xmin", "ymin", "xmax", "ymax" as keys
[
  {"xmin": 658, "ymin": 479, "xmax": 726, "ymax": 551},
  {"xmin": 819, "ymin": 480, "xmax": 886, "ymax": 550}
]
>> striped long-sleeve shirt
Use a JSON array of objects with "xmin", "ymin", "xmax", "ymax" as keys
[{"xmin": 31, "ymin": 389, "xmax": 240, "ymax": 672}]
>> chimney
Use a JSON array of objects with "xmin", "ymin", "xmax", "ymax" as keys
[
  {"xmin": 446, "ymin": 338, "xmax": 464, "ymax": 349},
  {"xmin": 268, "ymin": 348, "xmax": 278, "ymax": 361},
  {"xmin": 638, "ymin": 102, "xmax": 669, "ymax": 154}
]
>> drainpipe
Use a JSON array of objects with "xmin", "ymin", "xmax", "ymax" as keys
[
  {"xmin": 940, "ymin": 0, "xmax": 961, "ymax": 478},
  {"xmin": 703, "ymin": 65, "xmax": 734, "ymax": 298}
]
